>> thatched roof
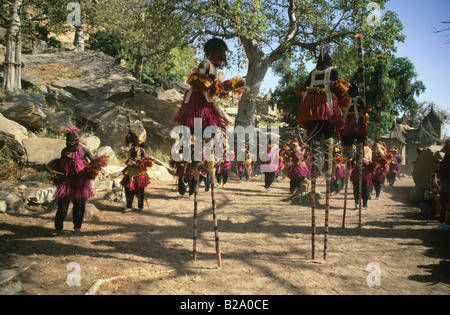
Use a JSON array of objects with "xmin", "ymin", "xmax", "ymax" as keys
[
  {"xmin": 422, "ymin": 116, "xmax": 439, "ymax": 138},
  {"xmin": 407, "ymin": 123, "xmax": 440, "ymax": 144},
  {"xmin": 425, "ymin": 106, "xmax": 444, "ymax": 124},
  {"xmin": 381, "ymin": 120, "xmax": 406, "ymax": 144}
]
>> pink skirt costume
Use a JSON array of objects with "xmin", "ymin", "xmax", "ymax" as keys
[
  {"xmin": 295, "ymin": 68, "xmax": 350, "ymax": 130},
  {"xmin": 218, "ymin": 161, "xmax": 232, "ymax": 173},
  {"xmin": 238, "ymin": 161, "xmax": 253, "ymax": 174},
  {"xmin": 350, "ymin": 166, "xmax": 374, "ymax": 188},
  {"xmin": 184, "ymin": 169, "xmax": 194, "ymax": 181},
  {"xmin": 288, "ymin": 151, "xmax": 310, "ymax": 180},
  {"xmin": 335, "ymin": 164, "xmax": 347, "ymax": 179},
  {"xmin": 280, "ymin": 149, "xmax": 293, "ymax": 169},
  {"xmin": 388, "ymin": 155, "xmax": 402, "ymax": 175},
  {"xmin": 173, "ymin": 71, "xmax": 231, "ymax": 130},
  {"xmin": 373, "ymin": 158, "xmax": 389, "ymax": 182},
  {"xmin": 217, "ymin": 151, "xmax": 234, "ymax": 173},
  {"xmin": 120, "ymin": 157, "xmax": 155, "ymax": 191},
  {"xmin": 50, "ymin": 149, "xmax": 108, "ymax": 202},
  {"xmin": 259, "ymin": 150, "xmax": 279, "ymax": 173},
  {"xmin": 340, "ymin": 96, "xmax": 372, "ymax": 138}
]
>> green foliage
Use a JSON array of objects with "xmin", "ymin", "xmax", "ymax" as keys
[
  {"xmin": 91, "ymin": 0, "xmax": 199, "ymax": 83},
  {"xmin": 270, "ymin": 53, "xmax": 310, "ymax": 115},
  {"xmin": 87, "ymin": 30, "xmax": 123, "ymax": 58}
]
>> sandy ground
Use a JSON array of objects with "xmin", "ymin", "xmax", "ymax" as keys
[{"xmin": 1, "ymin": 174, "xmax": 449, "ymax": 295}]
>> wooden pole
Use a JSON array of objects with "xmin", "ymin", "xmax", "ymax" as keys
[
  {"xmin": 192, "ymin": 168, "xmax": 200, "ymax": 261},
  {"xmin": 208, "ymin": 161, "xmax": 221, "ymax": 267},
  {"xmin": 309, "ymin": 140, "xmax": 320, "ymax": 259},
  {"xmin": 311, "ymin": 175, "xmax": 317, "ymax": 260},
  {"xmin": 358, "ymin": 143, "xmax": 363, "ymax": 227},
  {"xmin": 342, "ymin": 163, "xmax": 350, "ymax": 228},
  {"xmin": 324, "ymin": 138, "xmax": 333, "ymax": 259},
  {"xmin": 356, "ymin": 34, "xmax": 366, "ymax": 228}
]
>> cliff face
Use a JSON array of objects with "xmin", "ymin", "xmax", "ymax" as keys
[{"xmin": 1, "ymin": 50, "xmax": 186, "ymax": 161}]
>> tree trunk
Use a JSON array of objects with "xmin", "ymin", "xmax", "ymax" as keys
[
  {"xmin": 3, "ymin": 0, "xmax": 22, "ymax": 90},
  {"xmin": 134, "ymin": 48, "xmax": 144, "ymax": 81},
  {"xmin": 234, "ymin": 38, "xmax": 275, "ymax": 128},
  {"xmin": 234, "ymin": 59, "xmax": 271, "ymax": 128},
  {"xmin": 73, "ymin": 24, "xmax": 85, "ymax": 51}
]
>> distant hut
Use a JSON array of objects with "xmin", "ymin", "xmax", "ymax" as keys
[
  {"xmin": 423, "ymin": 106, "xmax": 444, "ymax": 140},
  {"xmin": 405, "ymin": 122, "xmax": 440, "ymax": 175},
  {"xmin": 381, "ymin": 119, "xmax": 407, "ymax": 167},
  {"xmin": 422, "ymin": 116, "xmax": 440, "ymax": 139}
]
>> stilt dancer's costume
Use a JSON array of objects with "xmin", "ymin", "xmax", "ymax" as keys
[
  {"xmin": 280, "ymin": 143, "xmax": 292, "ymax": 178},
  {"xmin": 48, "ymin": 126, "xmax": 108, "ymax": 234},
  {"xmin": 237, "ymin": 149, "xmax": 253, "ymax": 182},
  {"xmin": 175, "ymin": 163, "xmax": 195, "ymax": 196},
  {"xmin": 287, "ymin": 142, "xmax": 311, "ymax": 194},
  {"xmin": 331, "ymin": 155, "xmax": 346, "ymax": 195},
  {"xmin": 294, "ymin": 48, "xmax": 351, "ymax": 259},
  {"xmin": 386, "ymin": 147, "xmax": 402, "ymax": 187},
  {"xmin": 340, "ymin": 83, "xmax": 372, "ymax": 227},
  {"xmin": 350, "ymin": 160, "xmax": 376, "ymax": 208},
  {"xmin": 260, "ymin": 143, "xmax": 279, "ymax": 191},
  {"xmin": 372, "ymin": 156, "xmax": 389, "ymax": 199},
  {"xmin": 216, "ymin": 151, "xmax": 234, "ymax": 188},
  {"xmin": 172, "ymin": 38, "xmax": 246, "ymax": 267},
  {"xmin": 120, "ymin": 132, "xmax": 155, "ymax": 213},
  {"xmin": 173, "ymin": 38, "xmax": 245, "ymax": 130}
]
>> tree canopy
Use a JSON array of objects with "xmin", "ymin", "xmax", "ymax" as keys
[{"xmin": 4, "ymin": 0, "xmax": 434, "ymax": 135}]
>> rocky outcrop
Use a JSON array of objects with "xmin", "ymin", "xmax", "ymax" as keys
[
  {"xmin": 21, "ymin": 51, "xmax": 153, "ymax": 103},
  {"xmin": 0, "ymin": 113, "xmax": 28, "ymax": 156},
  {"xmin": 0, "ymin": 50, "xmax": 187, "ymax": 217},
  {"xmin": 1, "ymin": 89, "xmax": 47, "ymax": 131},
  {"xmin": 22, "ymin": 138, "xmax": 65, "ymax": 164}
]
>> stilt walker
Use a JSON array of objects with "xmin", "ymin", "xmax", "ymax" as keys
[
  {"xmin": 172, "ymin": 37, "xmax": 246, "ymax": 266},
  {"xmin": 341, "ymin": 34, "xmax": 371, "ymax": 228},
  {"xmin": 295, "ymin": 47, "xmax": 351, "ymax": 259}
]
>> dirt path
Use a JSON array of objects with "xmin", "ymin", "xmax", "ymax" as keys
[{"xmin": 1, "ymin": 175, "xmax": 449, "ymax": 295}]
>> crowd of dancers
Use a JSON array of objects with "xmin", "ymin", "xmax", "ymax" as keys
[{"xmin": 169, "ymin": 136, "xmax": 403, "ymax": 208}]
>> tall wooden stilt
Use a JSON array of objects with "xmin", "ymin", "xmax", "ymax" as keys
[
  {"xmin": 192, "ymin": 168, "xmax": 200, "ymax": 261},
  {"xmin": 309, "ymin": 140, "xmax": 321, "ymax": 259},
  {"xmin": 324, "ymin": 138, "xmax": 333, "ymax": 259},
  {"xmin": 358, "ymin": 142, "xmax": 363, "ymax": 228},
  {"xmin": 208, "ymin": 161, "xmax": 221, "ymax": 267},
  {"xmin": 342, "ymin": 154, "xmax": 351, "ymax": 228},
  {"xmin": 311, "ymin": 175, "xmax": 317, "ymax": 260}
]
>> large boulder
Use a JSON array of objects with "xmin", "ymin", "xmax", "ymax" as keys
[
  {"xmin": 1, "ymin": 90, "xmax": 47, "ymax": 131},
  {"xmin": 121, "ymin": 92, "xmax": 179, "ymax": 130},
  {"xmin": 94, "ymin": 113, "xmax": 146, "ymax": 153},
  {"xmin": 22, "ymin": 138, "xmax": 65, "ymax": 165},
  {"xmin": 96, "ymin": 146, "xmax": 118, "ymax": 166},
  {"xmin": 74, "ymin": 100, "xmax": 120, "ymax": 130},
  {"xmin": 45, "ymin": 111, "xmax": 75, "ymax": 134},
  {"xmin": 79, "ymin": 134, "xmax": 101, "ymax": 152},
  {"xmin": 21, "ymin": 51, "xmax": 151, "ymax": 102},
  {"xmin": 22, "ymin": 186, "xmax": 57, "ymax": 205},
  {"xmin": 0, "ymin": 113, "xmax": 28, "ymax": 155},
  {"xmin": 412, "ymin": 145, "xmax": 443, "ymax": 186},
  {"xmin": 141, "ymin": 117, "xmax": 174, "ymax": 157},
  {"xmin": 73, "ymin": 101, "xmax": 146, "ymax": 153}
]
